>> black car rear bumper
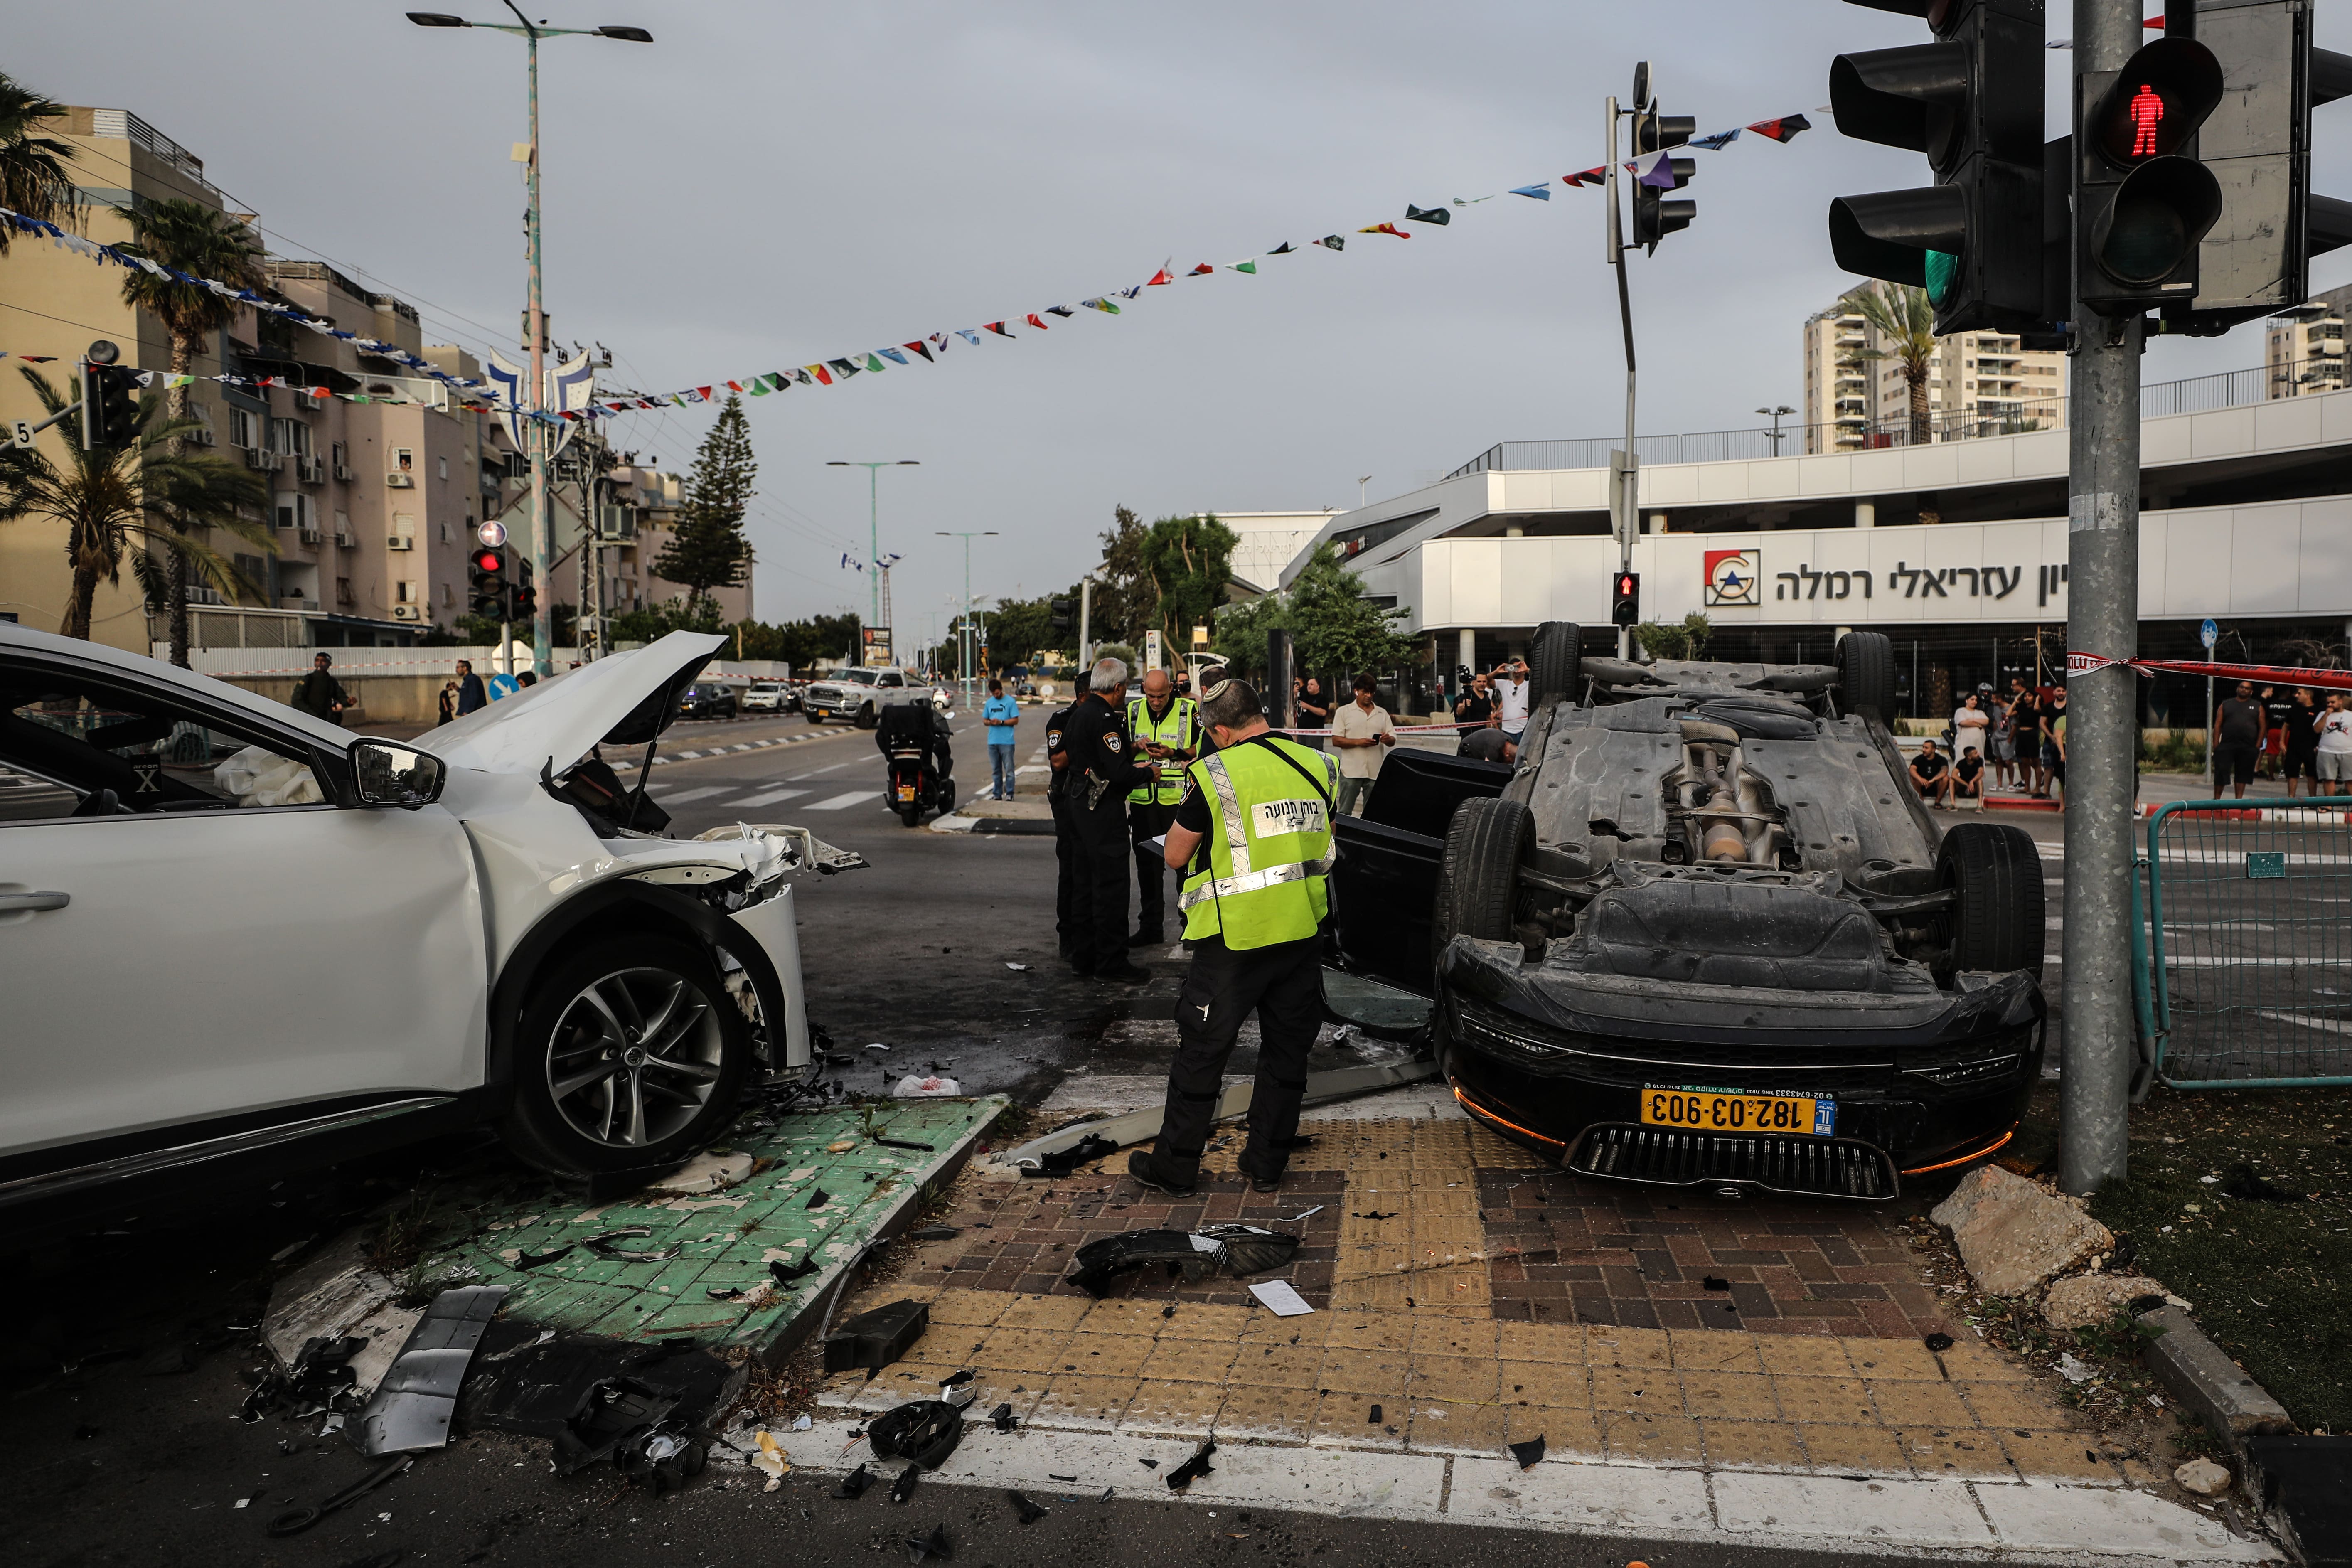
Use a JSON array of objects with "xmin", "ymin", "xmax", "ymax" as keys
[{"xmin": 1436, "ymin": 938, "xmax": 2043, "ymax": 1199}]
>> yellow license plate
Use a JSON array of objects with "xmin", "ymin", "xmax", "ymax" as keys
[
  {"xmin": 1639, "ymin": 1087, "xmax": 1835, "ymax": 1137},
  {"xmin": 896, "ymin": 784, "xmax": 917, "ymax": 801}
]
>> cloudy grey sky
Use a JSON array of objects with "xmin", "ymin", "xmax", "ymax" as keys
[{"xmin": 13, "ymin": 2, "xmax": 2349, "ymax": 634}]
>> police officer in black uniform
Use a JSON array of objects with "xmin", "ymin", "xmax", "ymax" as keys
[
  {"xmin": 1044, "ymin": 689, "xmax": 1079, "ymax": 961},
  {"xmin": 1061, "ymin": 657, "xmax": 1152, "ymax": 982}
]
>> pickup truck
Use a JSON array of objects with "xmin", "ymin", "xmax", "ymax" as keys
[{"xmin": 801, "ymin": 667, "xmax": 949, "ymax": 728}]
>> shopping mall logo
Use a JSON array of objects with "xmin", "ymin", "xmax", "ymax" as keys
[{"xmin": 1704, "ymin": 549, "xmax": 1761, "ymax": 606}]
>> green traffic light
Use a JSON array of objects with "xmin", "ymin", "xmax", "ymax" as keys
[{"xmin": 1924, "ymin": 249, "xmax": 1960, "ymax": 308}]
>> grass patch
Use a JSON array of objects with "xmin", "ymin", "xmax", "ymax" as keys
[{"xmin": 2077, "ymin": 1085, "xmax": 2352, "ymax": 1433}]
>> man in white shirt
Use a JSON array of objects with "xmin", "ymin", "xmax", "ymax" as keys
[
  {"xmin": 2318, "ymin": 692, "xmax": 2352, "ymax": 795},
  {"xmin": 1493, "ymin": 658, "xmax": 1530, "ymax": 743},
  {"xmin": 1329, "ymin": 673, "xmax": 1397, "ymax": 816}
]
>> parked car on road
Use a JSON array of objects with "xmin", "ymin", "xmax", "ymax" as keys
[
  {"xmin": 0, "ymin": 626, "xmax": 861, "ymax": 1245},
  {"xmin": 676, "ymin": 681, "xmax": 739, "ymax": 721},
  {"xmin": 802, "ymin": 667, "xmax": 948, "ymax": 728},
  {"xmin": 741, "ymin": 681, "xmax": 793, "ymax": 713},
  {"xmin": 1327, "ymin": 625, "xmax": 2044, "ymax": 1201}
]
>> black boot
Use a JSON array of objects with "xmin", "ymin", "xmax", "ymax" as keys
[
  {"xmin": 1235, "ymin": 1151, "xmax": 1285, "ymax": 1194},
  {"xmin": 1126, "ymin": 1150, "xmax": 1199, "ymax": 1197},
  {"xmin": 1127, "ymin": 929, "xmax": 1164, "ymax": 948}
]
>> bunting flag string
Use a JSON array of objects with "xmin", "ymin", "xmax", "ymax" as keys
[{"xmin": 0, "ymin": 109, "xmax": 1809, "ymax": 423}]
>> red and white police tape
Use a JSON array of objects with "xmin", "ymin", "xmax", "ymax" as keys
[{"xmin": 2067, "ymin": 652, "xmax": 2352, "ymax": 692}]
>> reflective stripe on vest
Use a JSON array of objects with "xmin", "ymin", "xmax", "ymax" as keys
[
  {"xmin": 1177, "ymin": 738, "xmax": 1338, "ymax": 950},
  {"xmin": 1125, "ymin": 695, "xmax": 1196, "ymax": 805}
]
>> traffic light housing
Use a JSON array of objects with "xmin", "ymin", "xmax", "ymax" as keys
[
  {"xmin": 1050, "ymin": 597, "xmax": 1074, "ymax": 635},
  {"xmin": 510, "ymin": 558, "xmax": 537, "ymax": 623},
  {"xmin": 81, "ymin": 364, "xmax": 139, "ymax": 448},
  {"xmin": 2076, "ymin": 34, "xmax": 2224, "ymax": 316},
  {"xmin": 1630, "ymin": 103, "xmax": 1696, "ymax": 251},
  {"xmin": 1827, "ymin": 0, "xmax": 2047, "ymax": 335},
  {"xmin": 1610, "ymin": 571, "xmax": 1641, "ymax": 628},
  {"xmin": 467, "ymin": 545, "xmax": 508, "ymax": 618},
  {"xmin": 2159, "ymin": 3, "xmax": 2352, "ymax": 334}
]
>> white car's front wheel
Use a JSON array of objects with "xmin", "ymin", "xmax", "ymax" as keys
[{"xmin": 502, "ymin": 938, "xmax": 750, "ymax": 1177}]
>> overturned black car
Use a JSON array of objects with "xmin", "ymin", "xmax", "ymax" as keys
[{"xmin": 1327, "ymin": 627, "xmax": 2043, "ymax": 1201}]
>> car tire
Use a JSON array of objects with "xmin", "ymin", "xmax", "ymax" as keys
[
  {"xmin": 1936, "ymin": 822, "xmax": 2045, "ymax": 979},
  {"xmin": 807, "ymin": 709, "xmax": 827, "ymax": 724},
  {"xmin": 1434, "ymin": 795, "xmax": 1532, "ymax": 964},
  {"xmin": 499, "ymin": 936, "xmax": 751, "ymax": 1178},
  {"xmin": 856, "ymin": 703, "xmax": 877, "ymax": 730},
  {"xmin": 1836, "ymin": 631, "xmax": 1897, "ymax": 721},
  {"xmin": 1531, "ymin": 620, "xmax": 1582, "ymax": 703}
]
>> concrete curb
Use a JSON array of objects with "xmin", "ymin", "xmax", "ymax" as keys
[{"xmin": 2135, "ymin": 1302, "xmax": 2318, "ymax": 1559}]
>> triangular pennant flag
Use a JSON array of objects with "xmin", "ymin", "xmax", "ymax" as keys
[
  {"xmin": 1453, "ymin": 194, "xmax": 1495, "ymax": 205},
  {"xmin": 956, "ymin": 329, "xmax": 981, "ymax": 345},
  {"xmin": 1026, "ymin": 313, "xmax": 1049, "ymax": 330},
  {"xmin": 984, "ymin": 321, "xmax": 1013, "ymax": 336},
  {"xmin": 1403, "ymin": 204, "xmax": 1452, "ymax": 225},
  {"xmin": 1267, "ymin": 241, "xmax": 1295, "ymax": 254},
  {"xmin": 1046, "ymin": 304, "xmax": 1075, "ymax": 317},
  {"xmin": 1229, "ymin": 259, "xmax": 1256, "ymax": 274},
  {"xmin": 827, "ymin": 358, "xmax": 860, "ymax": 378},
  {"xmin": 1745, "ymin": 113, "xmax": 1811, "ymax": 143},
  {"xmin": 1356, "ymin": 222, "xmax": 1410, "ymax": 238},
  {"xmin": 748, "ymin": 377, "xmax": 770, "ymax": 395},
  {"xmin": 1689, "ymin": 127, "xmax": 1740, "ymax": 150},
  {"xmin": 1314, "ymin": 234, "xmax": 1345, "ymax": 250},
  {"xmin": 1561, "ymin": 166, "xmax": 1607, "ymax": 187},
  {"xmin": 808, "ymin": 364, "xmax": 833, "ymax": 385},
  {"xmin": 694, "ymin": 384, "xmax": 715, "ymax": 400},
  {"xmin": 1187, "ymin": 263, "xmax": 1214, "ymax": 276},
  {"xmin": 878, "ymin": 347, "xmax": 909, "ymax": 365},
  {"xmin": 794, "ymin": 367, "xmax": 817, "ymax": 384},
  {"xmin": 929, "ymin": 332, "xmax": 950, "ymax": 354},
  {"xmin": 1116, "ymin": 284, "xmax": 1142, "ymax": 299},
  {"xmin": 903, "ymin": 340, "xmax": 932, "ymax": 362},
  {"xmin": 861, "ymin": 352, "xmax": 886, "ymax": 372},
  {"xmin": 1083, "ymin": 297, "xmax": 1120, "ymax": 314},
  {"xmin": 1631, "ymin": 149, "xmax": 1678, "ymax": 188},
  {"xmin": 1510, "ymin": 184, "xmax": 1551, "ymax": 199},
  {"xmin": 1146, "ymin": 266, "xmax": 1174, "ymax": 286}
]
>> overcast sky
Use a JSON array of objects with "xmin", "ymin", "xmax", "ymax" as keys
[{"xmin": 13, "ymin": 2, "xmax": 2350, "ymax": 635}]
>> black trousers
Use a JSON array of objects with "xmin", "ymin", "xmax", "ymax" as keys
[
  {"xmin": 1156, "ymin": 934, "xmax": 1321, "ymax": 1177},
  {"xmin": 1128, "ymin": 800, "xmax": 1180, "ymax": 940},
  {"xmin": 1066, "ymin": 796, "xmax": 1132, "ymax": 973},
  {"xmin": 1050, "ymin": 793, "xmax": 1077, "ymax": 955}
]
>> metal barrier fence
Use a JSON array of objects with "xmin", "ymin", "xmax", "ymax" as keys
[{"xmin": 2136, "ymin": 801, "xmax": 2352, "ymax": 1088}]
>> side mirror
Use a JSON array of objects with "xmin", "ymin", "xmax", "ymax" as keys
[{"xmin": 349, "ymin": 738, "xmax": 446, "ymax": 807}]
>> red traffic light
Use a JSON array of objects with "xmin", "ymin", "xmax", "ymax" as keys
[
  {"xmin": 2087, "ymin": 37, "xmax": 2221, "ymax": 167},
  {"xmin": 471, "ymin": 547, "xmax": 505, "ymax": 575},
  {"xmin": 1614, "ymin": 572, "xmax": 1639, "ymax": 598}
]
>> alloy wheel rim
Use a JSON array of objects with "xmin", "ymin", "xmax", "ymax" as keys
[{"xmin": 546, "ymin": 965, "xmax": 724, "ymax": 1148}]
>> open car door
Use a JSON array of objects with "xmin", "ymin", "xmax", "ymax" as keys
[{"xmin": 1326, "ymin": 747, "xmax": 1512, "ymax": 999}]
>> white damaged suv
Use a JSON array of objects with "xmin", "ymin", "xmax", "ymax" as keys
[{"xmin": 0, "ymin": 627, "xmax": 856, "ymax": 1242}]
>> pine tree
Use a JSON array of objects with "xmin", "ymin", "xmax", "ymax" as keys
[{"xmin": 653, "ymin": 394, "xmax": 756, "ymax": 609}]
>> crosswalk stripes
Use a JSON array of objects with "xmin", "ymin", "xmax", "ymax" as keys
[
  {"xmin": 735, "ymin": 787, "xmax": 806, "ymax": 807},
  {"xmin": 661, "ymin": 785, "xmax": 732, "ymax": 805},
  {"xmin": 801, "ymin": 790, "xmax": 877, "ymax": 812}
]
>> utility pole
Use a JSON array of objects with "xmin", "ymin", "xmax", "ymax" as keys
[
  {"xmin": 1605, "ymin": 88, "xmax": 1637, "ymax": 662},
  {"xmin": 2059, "ymin": 0, "xmax": 2144, "ymax": 1196},
  {"xmin": 1078, "ymin": 576, "xmax": 1094, "ymax": 670},
  {"xmin": 936, "ymin": 529, "xmax": 997, "ymax": 709},
  {"xmin": 828, "ymin": 459, "xmax": 919, "ymax": 660}
]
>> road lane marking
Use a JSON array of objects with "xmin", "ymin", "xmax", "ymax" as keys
[
  {"xmin": 736, "ymin": 787, "xmax": 807, "ymax": 807},
  {"xmin": 802, "ymin": 790, "xmax": 875, "ymax": 811},
  {"xmin": 662, "ymin": 785, "xmax": 731, "ymax": 804},
  {"xmin": 794, "ymin": 762, "xmax": 850, "ymax": 778}
]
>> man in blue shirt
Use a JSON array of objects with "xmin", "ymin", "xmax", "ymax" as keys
[{"xmin": 983, "ymin": 679, "xmax": 1021, "ymax": 800}]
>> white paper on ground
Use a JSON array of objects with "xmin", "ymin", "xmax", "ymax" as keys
[{"xmin": 1249, "ymin": 1280, "xmax": 1315, "ymax": 1316}]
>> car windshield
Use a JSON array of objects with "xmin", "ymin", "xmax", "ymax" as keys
[{"xmin": 837, "ymin": 670, "xmax": 878, "ymax": 686}]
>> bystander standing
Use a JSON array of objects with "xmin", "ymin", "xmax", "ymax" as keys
[
  {"xmin": 2318, "ymin": 692, "xmax": 2352, "ymax": 796},
  {"xmin": 2212, "ymin": 680, "xmax": 2265, "ymax": 800},
  {"xmin": 1329, "ymin": 673, "xmax": 1396, "ymax": 816}
]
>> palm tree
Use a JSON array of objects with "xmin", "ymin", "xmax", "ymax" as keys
[
  {"xmin": 2, "ymin": 365, "xmax": 272, "ymax": 640},
  {"xmin": 116, "ymin": 198, "xmax": 267, "ymax": 664},
  {"xmin": 0, "ymin": 72, "xmax": 80, "ymax": 251},
  {"xmin": 1848, "ymin": 281, "xmax": 1939, "ymax": 447}
]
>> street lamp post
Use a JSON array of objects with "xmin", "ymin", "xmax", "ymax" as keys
[
  {"xmin": 827, "ymin": 460, "xmax": 919, "ymax": 661},
  {"xmin": 408, "ymin": 8, "xmax": 650, "ymax": 676},
  {"xmin": 1756, "ymin": 405, "xmax": 1796, "ymax": 457},
  {"xmin": 936, "ymin": 530, "xmax": 998, "ymax": 711}
]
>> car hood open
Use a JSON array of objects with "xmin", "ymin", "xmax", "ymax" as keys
[{"xmin": 424, "ymin": 632, "xmax": 723, "ymax": 775}]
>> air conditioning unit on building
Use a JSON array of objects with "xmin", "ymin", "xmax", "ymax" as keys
[
  {"xmin": 185, "ymin": 425, "xmax": 216, "ymax": 447},
  {"xmin": 388, "ymin": 534, "xmax": 414, "ymax": 551},
  {"xmin": 243, "ymin": 447, "xmax": 285, "ymax": 473},
  {"xmin": 391, "ymin": 604, "xmax": 423, "ymax": 621},
  {"xmin": 333, "ymin": 463, "xmax": 354, "ymax": 481},
  {"xmin": 387, "ymin": 472, "xmax": 415, "ymax": 488},
  {"xmin": 298, "ymin": 457, "xmax": 327, "ymax": 484},
  {"xmin": 297, "ymin": 527, "xmax": 322, "ymax": 547}
]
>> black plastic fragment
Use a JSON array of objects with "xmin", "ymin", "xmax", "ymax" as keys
[
  {"xmin": 904, "ymin": 1522, "xmax": 952, "ymax": 1561},
  {"xmin": 515, "ymin": 1246, "xmax": 574, "ymax": 1269},
  {"xmin": 823, "ymin": 1299, "xmax": 931, "ymax": 1375},
  {"xmin": 891, "ymin": 1465, "xmax": 921, "ymax": 1505},
  {"xmin": 910, "ymin": 1225, "xmax": 961, "ymax": 1241},
  {"xmin": 772, "ymin": 1255, "xmax": 821, "ymax": 1287},
  {"xmin": 1353, "ymin": 1211, "xmax": 1397, "ymax": 1221},
  {"xmin": 2220, "ymin": 1164, "xmax": 2304, "ymax": 1202},
  {"xmin": 1166, "ymin": 1440, "xmax": 1217, "ymax": 1491},
  {"xmin": 1702, "ymin": 1275, "xmax": 1731, "ymax": 1292},
  {"xmin": 265, "ymin": 1454, "xmax": 413, "ymax": 1537},
  {"xmin": 868, "ymin": 1399, "xmax": 965, "ymax": 1471},
  {"xmin": 877, "ymin": 1137, "xmax": 937, "ymax": 1152},
  {"xmin": 1510, "ymin": 1435, "xmax": 1546, "ymax": 1469},
  {"xmin": 939, "ymin": 1369, "xmax": 974, "ymax": 1389},
  {"xmin": 1028, "ymin": 1132, "xmax": 1119, "ymax": 1179},
  {"xmin": 1007, "ymin": 1488, "xmax": 1049, "ymax": 1524},
  {"xmin": 1366, "ymin": 1404, "xmax": 1383, "ymax": 1425},
  {"xmin": 1160, "ymin": 1302, "xmax": 1176, "ymax": 1319},
  {"xmin": 989, "ymin": 1403, "xmax": 1019, "ymax": 1432},
  {"xmin": 1066, "ymin": 1224, "xmax": 1300, "ymax": 1298},
  {"xmin": 1924, "ymin": 1332, "xmax": 1955, "ymax": 1353},
  {"xmin": 805, "ymin": 1188, "xmax": 832, "ymax": 1211},
  {"xmin": 831, "ymin": 1462, "xmax": 873, "ymax": 1499}
]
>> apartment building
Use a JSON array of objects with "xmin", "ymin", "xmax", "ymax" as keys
[
  {"xmin": 1800, "ymin": 286, "xmax": 2067, "ymax": 454},
  {"xmin": 2267, "ymin": 281, "xmax": 2350, "ymax": 398}
]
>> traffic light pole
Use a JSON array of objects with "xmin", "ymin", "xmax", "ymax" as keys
[
  {"xmin": 1604, "ymin": 95, "xmax": 1638, "ymax": 662},
  {"xmin": 2059, "ymin": 0, "xmax": 2144, "ymax": 1197}
]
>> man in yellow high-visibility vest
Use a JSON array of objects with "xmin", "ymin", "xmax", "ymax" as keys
[
  {"xmin": 1124, "ymin": 668, "xmax": 1198, "ymax": 948},
  {"xmin": 1127, "ymin": 676, "xmax": 1336, "ymax": 1197}
]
